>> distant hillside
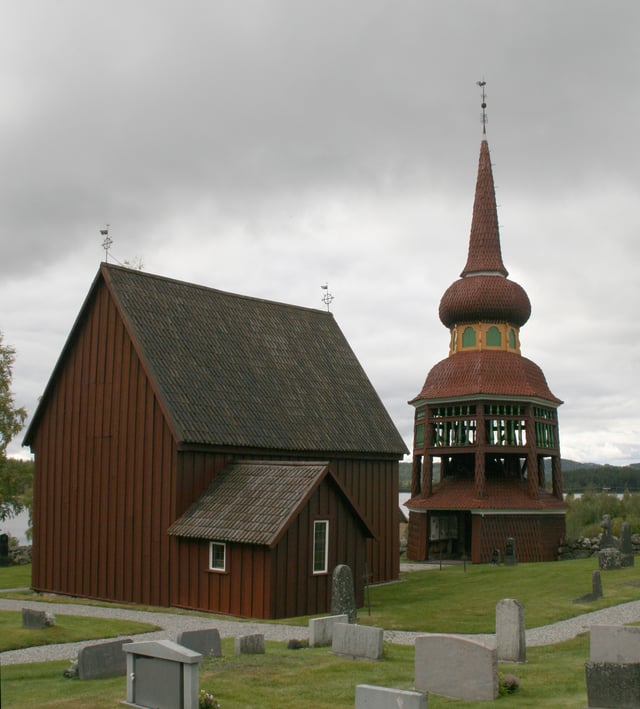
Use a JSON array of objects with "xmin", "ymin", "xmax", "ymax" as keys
[{"xmin": 399, "ymin": 459, "xmax": 640, "ymax": 493}]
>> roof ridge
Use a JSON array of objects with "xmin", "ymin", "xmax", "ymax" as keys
[{"xmin": 101, "ymin": 262, "xmax": 330, "ymax": 317}]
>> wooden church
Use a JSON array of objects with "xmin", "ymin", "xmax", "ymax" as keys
[
  {"xmin": 406, "ymin": 121, "xmax": 567, "ymax": 563},
  {"xmin": 24, "ymin": 265, "xmax": 407, "ymax": 618}
]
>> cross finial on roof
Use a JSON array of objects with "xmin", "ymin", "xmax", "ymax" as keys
[
  {"xmin": 477, "ymin": 80, "xmax": 487, "ymax": 134},
  {"xmin": 100, "ymin": 225, "xmax": 112, "ymax": 262},
  {"xmin": 321, "ymin": 283, "xmax": 334, "ymax": 312}
]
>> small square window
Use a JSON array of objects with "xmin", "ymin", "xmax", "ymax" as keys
[
  {"xmin": 209, "ymin": 541, "xmax": 226, "ymax": 572},
  {"xmin": 313, "ymin": 520, "xmax": 329, "ymax": 574}
]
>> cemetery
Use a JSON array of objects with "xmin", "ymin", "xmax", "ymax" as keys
[{"xmin": 3, "ymin": 555, "xmax": 640, "ymax": 707}]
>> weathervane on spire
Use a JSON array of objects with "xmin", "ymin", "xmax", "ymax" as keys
[
  {"xmin": 100, "ymin": 225, "xmax": 112, "ymax": 262},
  {"xmin": 477, "ymin": 80, "xmax": 487, "ymax": 134},
  {"xmin": 321, "ymin": 283, "xmax": 334, "ymax": 312}
]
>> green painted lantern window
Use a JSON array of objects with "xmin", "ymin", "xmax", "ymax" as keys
[
  {"xmin": 462, "ymin": 327, "xmax": 476, "ymax": 347},
  {"xmin": 487, "ymin": 326, "xmax": 501, "ymax": 347},
  {"xmin": 415, "ymin": 423, "xmax": 425, "ymax": 448},
  {"xmin": 508, "ymin": 328, "xmax": 517, "ymax": 349}
]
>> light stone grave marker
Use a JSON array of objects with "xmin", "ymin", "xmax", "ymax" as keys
[
  {"xmin": 234, "ymin": 633, "xmax": 265, "ymax": 655},
  {"xmin": 415, "ymin": 634, "xmax": 498, "ymax": 701},
  {"xmin": 332, "ymin": 623, "xmax": 384, "ymax": 661},
  {"xmin": 496, "ymin": 598, "xmax": 526, "ymax": 663},
  {"xmin": 309, "ymin": 614, "xmax": 348, "ymax": 647},
  {"xmin": 355, "ymin": 684, "xmax": 428, "ymax": 709}
]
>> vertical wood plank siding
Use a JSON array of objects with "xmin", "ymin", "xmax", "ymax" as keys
[
  {"xmin": 171, "ymin": 478, "xmax": 369, "ymax": 619},
  {"xmin": 331, "ymin": 457, "xmax": 399, "ymax": 584},
  {"xmin": 29, "ymin": 279, "xmax": 400, "ymax": 616},
  {"xmin": 31, "ymin": 282, "xmax": 177, "ymax": 606}
]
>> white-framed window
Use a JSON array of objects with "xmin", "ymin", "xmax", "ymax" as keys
[
  {"xmin": 209, "ymin": 541, "xmax": 226, "ymax": 572},
  {"xmin": 313, "ymin": 520, "xmax": 329, "ymax": 574}
]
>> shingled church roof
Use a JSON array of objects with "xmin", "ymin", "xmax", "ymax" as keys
[
  {"xmin": 26, "ymin": 264, "xmax": 406, "ymax": 456},
  {"xmin": 168, "ymin": 460, "xmax": 375, "ymax": 545}
]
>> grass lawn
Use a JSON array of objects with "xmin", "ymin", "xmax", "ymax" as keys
[
  {"xmin": 1, "ymin": 635, "xmax": 591, "ymax": 708},
  {"xmin": 0, "ymin": 611, "xmax": 159, "ymax": 652},
  {"xmin": 0, "ymin": 563, "xmax": 31, "ymax": 590}
]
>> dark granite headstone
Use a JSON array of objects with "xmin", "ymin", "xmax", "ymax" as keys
[
  {"xmin": 585, "ymin": 662, "xmax": 640, "ymax": 708},
  {"xmin": 620, "ymin": 522, "xmax": 634, "ymax": 567},
  {"xmin": 177, "ymin": 628, "xmax": 222, "ymax": 657},
  {"xmin": 77, "ymin": 638, "xmax": 131, "ymax": 679},
  {"xmin": 491, "ymin": 549, "xmax": 501, "ymax": 566},
  {"xmin": 0, "ymin": 533, "xmax": 9, "ymax": 566},
  {"xmin": 330, "ymin": 564, "xmax": 357, "ymax": 623},
  {"xmin": 592, "ymin": 570, "xmax": 603, "ymax": 598},
  {"xmin": 574, "ymin": 570, "xmax": 604, "ymax": 603},
  {"xmin": 504, "ymin": 537, "xmax": 517, "ymax": 566}
]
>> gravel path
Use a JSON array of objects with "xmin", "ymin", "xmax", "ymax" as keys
[{"xmin": 3, "ymin": 596, "xmax": 640, "ymax": 666}]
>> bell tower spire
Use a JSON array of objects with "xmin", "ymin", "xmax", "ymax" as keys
[
  {"xmin": 461, "ymin": 83, "xmax": 507, "ymax": 277},
  {"xmin": 405, "ymin": 85, "xmax": 566, "ymax": 565}
]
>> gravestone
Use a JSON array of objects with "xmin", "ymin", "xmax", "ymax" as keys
[
  {"xmin": 331, "ymin": 623, "xmax": 384, "ymax": 660},
  {"xmin": 22, "ymin": 608, "xmax": 55, "ymax": 629},
  {"xmin": 330, "ymin": 564, "xmax": 357, "ymax": 623},
  {"xmin": 415, "ymin": 634, "xmax": 498, "ymax": 701},
  {"xmin": 77, "ymin": 638, "xmax": 131, "ymax": 679},
  {"xmin": 496, "ymin": 598, "xmax": 526, "ymax": 662},
  {"xmin": 309, "ymin": 614, "xmax": 348, "ymax": 647},
  {"xmin": 592, "ymin": 570, "xmax": 603, "ymax": 599},
  {"xmin": 600, "ymin": 514, "xmax": 616, "ymax": 549},
  {"xmin": 573, "ymin": 570, "xmax": 604, "ymax": 603},
  {"xmin": 123, "ymin": 639, "xmax": 202, "ymax": 709},
  {"xmin": 585, "ymin": 625, "xmax": 640, "ymax": 708},
  {"xmin": 599, "ymin": 547, "xmax": 623, "ymax": 570},
  {"xmin": 504, "ymin": 537, "xmax": 517, "ymax": 566},
  {"xmin": 176, "ymin": 628, "xmax": 221, "ymax": 657},
  {"xmin": 234, "ymin": 634, "xmax": 265, "ymax": 655},
  {"xmin": 355, "ymin": 684, "xmax": 427, "ymax": 709},
  {"xmin": 0, "ymin": 533, "xmax": 9, "ymax": 566},
  {"xmin": 491, "ymin": 548, "xmax": 501, "ymax": 566},
  {"xmin": 620, "ymin": 521, "xmax": 634, "ymax": 567}
]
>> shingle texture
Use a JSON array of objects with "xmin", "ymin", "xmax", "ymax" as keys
[
  {"xmin": 406, "ymin": 477, "xmax": 568, "ymax": 511},
  {"xmin": 103, "ymin": 265, "xmax": 406, "ymax": 454},
  {"xmin": 461, "ymin": 139, "xmax": 508, "ymax": 277},
  {"xmin": 439, "ymin": 274, "xmax": 531, "ymax": 328},
  {"xmin": 168, "ymin": 461, "xmax": 361, "ymax": 545},
  {"xmin": 412, "ymin": 350, "xmax": 562, "ymax": 404}
]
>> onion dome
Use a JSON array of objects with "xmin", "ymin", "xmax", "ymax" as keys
[
  {"xmin": 439, "ymin": 275, "xmax": 531, "ymax": 327},
  {"xmin": 439, "ymin": 138, "xmax": 531, "ymax": 327}
]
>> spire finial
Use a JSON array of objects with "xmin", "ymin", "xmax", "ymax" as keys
[{"xmin": 477, "ymin": 80, "xmax": 487, "ymax": 135}]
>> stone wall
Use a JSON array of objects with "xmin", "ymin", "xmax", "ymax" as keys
[
  {"xmin": 559, "ymin": 535, "xmax": 640, "ymax": 560},
  {"xmin": 8, "ymin": 545, "xmax": 32, "ymax": 565}
]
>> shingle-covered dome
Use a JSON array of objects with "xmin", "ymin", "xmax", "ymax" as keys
[
  {"xmin": 439, "ymin": 274, "xmax": 531, "ymax": 327},
  {"xmin": 411, "ymin": 350, "xmax": 562, "ymax": 404}
]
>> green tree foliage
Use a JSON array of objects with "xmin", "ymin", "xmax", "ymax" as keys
[
  {"xmin": 563, "ymin": 464, "xmax": 640, "ymax": 493},
  {"xmin": 566, "ymin": 490, "xmax": 640, "ymax": 539},
  {"xmin": 0, "ymin": 333, "xmax": 28, "ymax": 522}
]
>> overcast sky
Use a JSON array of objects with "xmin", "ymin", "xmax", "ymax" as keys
[{"xmin": 2, "ymin": 1, "xmax": 639, "ymax": 466}]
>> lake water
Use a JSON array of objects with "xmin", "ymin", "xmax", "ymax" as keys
[{"xmin": 1, "ymin": 508, "xmax": 30, "ymax": 545}]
